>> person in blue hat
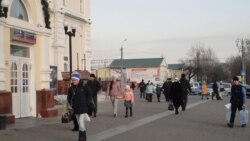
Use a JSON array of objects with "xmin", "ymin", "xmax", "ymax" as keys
[{"xmin": 67, "ymin": 72, "xmax": 92, "ymax": 141}]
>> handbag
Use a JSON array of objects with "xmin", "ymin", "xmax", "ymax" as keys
[
  {"xmin": 240, "ymin": 109, "xmax": 249, "ymax": 125},
  {"xmin": 61, "ymin": 103, "xmax": 73, "ymax": 123},
  {"xmin": 168, "ymin": 100, "xmax": 174, "ymax": 111},
  {"xmin": 87, "ymin": 100, "xmax": 95, "ymax": 116}
]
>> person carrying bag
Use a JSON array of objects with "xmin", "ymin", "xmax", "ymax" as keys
[{"xmin": 227, "ymin": 76, "xmax": 248, "ymax": 128}]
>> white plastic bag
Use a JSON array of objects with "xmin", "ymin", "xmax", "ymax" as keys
[
  {"xmin": 226, "ymin": 110, "xmax": 231, "ymax": 123},
  {"xmin": 240, "ymin": 109, "xmax": 249, "ymax": 125},
  {"xmin": 83, "ymin": 113, "xmax": 91, "ymax": 122}
]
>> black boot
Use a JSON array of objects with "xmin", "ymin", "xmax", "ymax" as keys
[
  {"xmin": 125, "ymin": 108, "xmax": 128, "ymax": 118},
  {"xmin": 78, "ymin": 131, "xmax": 87, "ymax": 141}
]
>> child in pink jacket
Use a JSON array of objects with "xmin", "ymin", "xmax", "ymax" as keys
[{"xmin": 119, "ymin": 85, "xmax": 135, "ymax": 118}]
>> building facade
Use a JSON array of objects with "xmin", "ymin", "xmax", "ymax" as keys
[
  {"xmin": 109, "ymin": 58, "xmax": 168, "ymax": 84},
  {"xmin": 0, "ymin": 0, "xmax": 91, "ymax": 120}
]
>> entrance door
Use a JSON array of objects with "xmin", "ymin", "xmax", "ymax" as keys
[{"xmin": 10, "ymin": 57, "xmax": 31, "ymax": 118}]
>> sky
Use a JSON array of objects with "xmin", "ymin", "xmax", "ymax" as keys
[{"xmin": 91, "ymin": 0, "xmax": 250, "ymax": 63}]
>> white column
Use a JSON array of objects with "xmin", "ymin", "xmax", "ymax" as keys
[
  {"xmin": 40, "ymin": 34, "xmax": 51, "ymax": 89},
  {"xmin": 0, "ymin": 25, "xmax": 6, "ymax": 90}
]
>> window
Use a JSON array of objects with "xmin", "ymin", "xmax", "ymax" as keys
[
  {"xmin": 11, "ymin": 45, "xmax": 30, "ymax": 58},
  {"xmin": 10, "ymin": 0, "xmax": 29, "ymax": 21},
  {"xmin": 11, "ymin": 63, "xmax": 18, "ymax": 93},
  {"xmin": 64, "ymin": 63, "xmax": 69, "ymax": 71}
]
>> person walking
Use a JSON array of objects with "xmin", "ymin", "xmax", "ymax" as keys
[
  {"xmin": 179, "ymin": 74, "xmax": 191, "ymax": 111},
  {"xmin": 145, "ymin": 82, "xmax": 155, "ymax": 102},
  {"xmin": 118, "ymin": 85, "xmax": 135, "ymax": 118},
  {"xmin": 201, "ymin": 80, "xmax": 209, "ymax": 100},
  {"xmin": 106, "ymin": 76, "xmax": 121, "ymax": 117},
  {"xmin": 212, "ymin": 80, "xmax": 221, "ymax": 100},
  {"xmin": 87, "ymin": 74, "xmax": 101, "ymax": 117},
  {"xmin": 227, "ymin": 76, "xmax": 247, "ymax": 128},
  {"xmin": 67, "ymin": 72, "xmax": 92, "ymax": 141},
  {"xmin": 67, "ymin": 74, "xmax": 79, "ymax": 132},
  {"xmin": 170, "ymin": 78, "xmax": 183, "ymax": 115},
  {"xmin": 162, "ymin": 78, "xmax": 172, "ymax": 102},
  {"xmin": 156, "ymin": 84, "xmax": 162, "ymax": 102},
  {"xmin": 139, "ymin": 79, "xmax": 146, "ymax": 98},
  {"xmin": 130, "ymin": 82, "xmax": 136, "ymax": 91}
]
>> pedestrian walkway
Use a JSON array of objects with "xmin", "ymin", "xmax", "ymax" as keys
[{"xmin": 0, "ymin": 91, "xmax": 249, "ymax": 141}]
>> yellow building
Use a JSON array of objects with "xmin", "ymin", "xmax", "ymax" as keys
[{"xmin": 0, "ymin": 0, "xmax": 91, "ymax": 120}]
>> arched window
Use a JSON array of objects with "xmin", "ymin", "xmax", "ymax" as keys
[{"xmin": 10, "ymin": 0, "xmax": 29, "ymax": 21}]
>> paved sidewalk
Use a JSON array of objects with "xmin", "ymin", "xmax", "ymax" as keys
[{"xmin": 0, "ymin": 91, "xmax": 249, "ymax": 141}]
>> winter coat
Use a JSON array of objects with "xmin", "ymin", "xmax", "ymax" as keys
[
  {"xmin": 212, "ymin": 82, "xmax": 218, "ymax": 92},
  {"xmin": 156, "ymin": 87, "xmax": 162, "ymax": 95},
  {"xmin": 146, "ymin": 84, "xmax": 155, "ymax": 94},
  {"xmin": 230, "ymin": 85, "xmax": 247, "ymax": 105},
  {"xmin": 180, "ymin": 78, "xmax": 191, "ymax": 96},
  {"xmin": 107, "ymin": 81, "xmax": 120, "ymax": 97},
  {"xmin": 123, "ymin": 91, "xmax": 134, "ymax": 103},
  {"xmin": 87, "ymin": 79, "xmax": 101, "ymax": 97},
  {"xmin": 162, "ymin": 82, "xmax": 172, "ymax": 95},
  {"xmin": 170, "ymin": 82, "xmax": 183, "ymax": 103},
  {"xmin": 67, "ymin": 82, "xmax": 92, "ymax": 115},
  {"xmin": 202, "ymin": 84, "xmax": 208, "ymax": 95},
  {"xmin": 139, "ymin": 81, "xmax": 146, "ymax": 91}
]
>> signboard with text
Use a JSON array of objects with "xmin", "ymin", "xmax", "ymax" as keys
[{"xmin": 11, "ymin": 29, "xmax": 36, "ymax": 44}]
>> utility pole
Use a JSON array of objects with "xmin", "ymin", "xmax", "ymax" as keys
[
  {"xmin": 120, "ymin": 39, "xmax": 127, "ymax": 90},
  {"xmin": 236, "ymin": 38, "xmax": 249, "ymax": 84}
]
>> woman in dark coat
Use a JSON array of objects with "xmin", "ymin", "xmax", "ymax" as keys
[
  {"xmin": 170, "ymin": 78, "xmax": 183, "ymax": 115},
  {"xmin": 67, "ymin": 72, "xmax": 92, "ymax": 141}
]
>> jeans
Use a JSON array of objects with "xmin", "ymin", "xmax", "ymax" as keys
[{"xmin": 110, "ymin": 96, "xmax": 118, "ymax": 115}]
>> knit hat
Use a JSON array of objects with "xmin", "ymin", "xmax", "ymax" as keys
[
  {"xmin": 90, "ymin": 73, "xmax": 96, "ymax": 78},
  {"xmin": 71, "ymin": 72, "xmax": 80, "ymax": 80}
]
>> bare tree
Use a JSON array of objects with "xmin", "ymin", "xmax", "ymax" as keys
[{"xmin": 181, "ymin": 42, "xmax": 220, "ymax": 82}]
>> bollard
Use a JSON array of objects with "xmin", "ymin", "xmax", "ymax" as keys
[{"xmin": 0, "ymin": 115, "xmax": 7, "ymax": 130}]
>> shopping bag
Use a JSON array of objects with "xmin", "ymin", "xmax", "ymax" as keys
[
  {"xmin": 240, "ymin": 109, "xmax": 249, "ymax": 125},
  {"xmin": 61, "ymin": 103, "xmax": 73, "ymax": 123},
  {"xmin": 226, "ymin": 110, "xmax": 231, "ymax": 123},
  {"xmin": 168, "ymin": 100, "xmax": 174, "ymax": 111}
]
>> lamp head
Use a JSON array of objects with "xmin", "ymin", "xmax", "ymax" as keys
[
  {"xmin": 1, "ymin": 0, "xmax": 10, "ymax": 7},
  {"xmin": 71, "ymin": 24, "xmax": 76, "ymax": 36},
  {"xmin": 64, "ymin": 22, "xmax": 69, "ymax": 34}
]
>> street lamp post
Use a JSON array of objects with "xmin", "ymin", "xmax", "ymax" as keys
[
  {"xmin": 120, "ymin": 39, "xmax": 127, "ymax": 90},
  {"xmin": 0, "ymin": 0, "xmax": 9, "ymax": 18},
  {"xmin": 236, "ymin": 38, "xmax": 249, "ymax": 84},
  {"xmin": 64, "ymin": 22, "xmax": 76, "ymax": 77}
]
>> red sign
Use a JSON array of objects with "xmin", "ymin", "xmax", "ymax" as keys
[{"xmin": 11, "ymin": 29, "xmax": 36, "ymax": 44}]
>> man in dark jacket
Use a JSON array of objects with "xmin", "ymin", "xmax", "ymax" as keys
[
  {"xmin": 170, "ymin": 78, "xmax": 183, "ymax": 115},
  {"xmin": 67, "ymin": 72, "xmax": 92, "ymax": 141},
  {"xmin": 212, "ymin": 81, "xmax": 221, "ymax": 100},
  {"xmin": 179, "ymin": 74, "xmax": 191, "ymax": 111},
  {"xmin": 227, "ymin": 76, "xmax": 247, "ymax": 128},
  {"xmin": 139, "ymin": 79, "xmax": 146, "ymax": 98},
  {"xmin": 87, "ymin": 74, "xmax": 101, "ymax": 117},
  {"xmin": 162, "ymin": 78, "xmax": 172, "ymax": 102}
]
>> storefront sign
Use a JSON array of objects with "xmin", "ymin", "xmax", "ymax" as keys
[{"xmin": 11, "ymin": 29, "xmax": 36, "ymax": 44}]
